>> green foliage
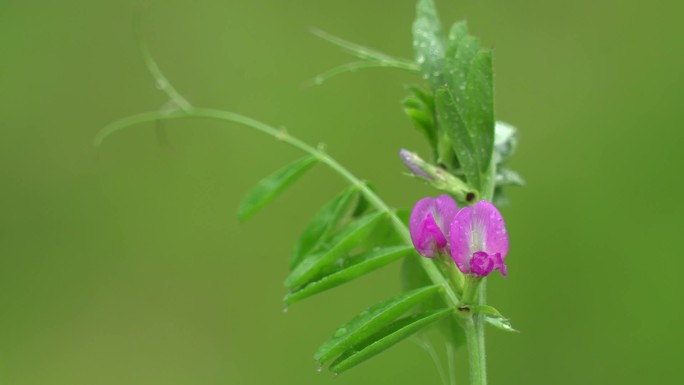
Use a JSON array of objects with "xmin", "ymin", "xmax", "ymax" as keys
[
  {"xmin": 315, "ymin": 285, "xmax": 444, "ymax": 365},
  {"xmin": 329, "ymin": 309, "xmax": 453, "ymax": 373},
  {"xmin": 472, "ymin": 305, "xmax": 518, "ymax": 333},
  {"xmin": 285, "ymin": 246, "xmax": 414, "ymax": 305},
  {"xmin": 413, "ymin": 0, "xmax": 446, "ymax": 89},
  {"xmin": 237, "ymin": 155, "xmax": 318, "ymax": 221},
  {"xmin": 289, "ymin": 186, "xmax": 361, "ymax": 269},
  {"xmin": 434, "ymin": 88, "xmax": 476, "ymax": 185},
  {"xmin": 464, "ymin": 51, "xmax": 495, "ymax": 172},
  {"xmin": 402, "ymin": 86, "xmax": 438, "ymax": 159},
  {"xmin": 98, "ymin": 0, "xmax": 523, "ymax": 378},
  {"xmin": 285, "ymin": 211, "xmax": 385, "ymax": 289},
  {"xmin": 409, "ymin": 0, "xmax": 501, "ymax": 197}
]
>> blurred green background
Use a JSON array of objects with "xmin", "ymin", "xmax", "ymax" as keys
[{"xmin": 2, "ymin": 0, "xmax": 683, "ymax": 384}]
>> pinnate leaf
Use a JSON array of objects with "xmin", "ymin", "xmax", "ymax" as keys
[
  {"xmin": 315, "ymin": 285, "xmax": 443, "ymax": 364},
  {"xmin": 289, "ymin": 186, "xmax": 360, "ymax": 269},
  {"xmin": 285, "ymin": 246, "xmax": 415, "ymax": 305},
  {"xmin": 464, "ymin": 50, "xmax": 495, "ymax": 172},
  {"xmin": 285, "ymin": 211, "xmax": 385, "ymax": 289},
  {"xmin": 435, "ymin": 86, "xmax": 482, "ymax": 189},
  {"xmin": 329, "ymin": 309, "xmax": 453, "ymax": 374},
  {"xmin": 445, "ymin": 34, "xmax": 480, "ymax": 112},
  {"xmin": 237, "ymin": 155, "xmax": 318, "ymax": 221},
  {"xmin": 413, "ymin": 0, "xmax": 445, "ymax": 89}
]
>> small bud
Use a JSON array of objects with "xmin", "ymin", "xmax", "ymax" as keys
[
  {"xmin": 399, "ymin": 149, "xmax": 432, "ymax": 180},
  {"xmin": 399, "ymin": 149, "xmax": 477, "ymax": 202}
]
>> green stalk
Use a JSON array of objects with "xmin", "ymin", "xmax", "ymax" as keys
[
  {"xmin": 463, "ymin": 315, "xmax": 485, "ymax": 385},
  {"xmin": 95, "ymin": 107, "xmax": 460, "ymax": 309}
]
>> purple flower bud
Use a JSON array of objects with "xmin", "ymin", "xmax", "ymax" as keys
[
  {"xmin": 450, "ymin": 201, "xmax": 509, "ymax": 277},
  {"xmin": 400, "ymin": 149, "xmax": 432, "ymax": 180},
  {"xmin": 409, "ymin": 195, "xmax": 459, "ymax": 257}
]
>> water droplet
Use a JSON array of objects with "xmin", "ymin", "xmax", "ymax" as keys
[
  {"xmin": 317, "ymin": 366, "xmax": 323, "ymax": 373},
  {"xmin": 283, "ymin": 306, "xmax": 289, "ymax": 313},
  {"xmin": 334, "ymin": 327, "xmax": 347, "ymax": 337},
  {"xmin": 314, "ymin": 76, "xmax": 324, "ymax": 85}
]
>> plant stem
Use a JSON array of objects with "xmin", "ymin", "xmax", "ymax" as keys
[
  {"xmin": 463, "ymin": 315, "xmax": 486, "ymax": 385},
  {"xmin": 476, "ymin": 283, "xmax": 488, "ymax": 385},
  {"xmin": 94, "ymin": 107, "xmax": 461, "ymax": 309}
]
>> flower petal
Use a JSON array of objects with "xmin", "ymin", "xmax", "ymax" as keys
[
  {"xmin": 492, "ymin": 253, "xmax": 507, "ymax": 277},
  {"xmin": 416, "ymin": 213, "xmax": 447, "ymax": 257},
  {"xmin": 470, "ymin": 251, "xmax": 494, "ymax": 276},
  {"xmin": 472, "ymin": 201, "xmax": 509, "ymax": 258},
  {"xmin": 449, "ymin": 206, "xmax": 473, "ymax": 272},
  {"xmin": 409, "ymin": 195, "xmax": 458, "ymax": 258},
  {"xmin": 433, "ymin": 195, "xmax": 459, "ymax": 236}
]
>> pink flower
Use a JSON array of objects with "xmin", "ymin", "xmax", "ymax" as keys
[
  {"xmin": 409, "ymin": 195, "xmax": 459, "ymax": 258},
  {"xmin": 450, "ymin": 201, "xmax": 509, "ymax": 277}
]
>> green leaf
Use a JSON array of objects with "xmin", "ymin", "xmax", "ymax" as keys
[
  {"xmin": 315, "ymin": 285, "xmax": 443, "ymax": 364},
  {"xmin": 402, "ymin": 86, "xmax": 437, "ymax": 157},
  {"xmin": 435, "ymin": 87, "xmax": 482, "ymax": 190},
  {"xmin": 285, "ymin": 246, "xmax": 414, "ymax": 305},
  {"xmin": 285, "ymin": 211, "xmax": 385, "ymax": 289},
  {"xmin": 412, "ymin": 0, "xmax": 445, "ymax": 89},
  {"xmin": 445, "ymin": 35, "xmax": 480, "ymax": 112},
  {"xmin": 464, "ymin": 50, "xmax": 495, "ymax": 172},
  {"xmin": 237, "ymin": 155, "xmax": 318, "ymax": 221},
  {"xmin": 289, "ymin": 186, "xmax": 360, "ymax": 270},
  {"xmin": 407, "ymin": 85, "xmax": 435, "ymax": 109},
  {"xmin": 329, "ymin": 309, "xmax": 453, "ymax": 374},
  {"xmin": 446, "ymin": 21, "xmax": 469, "ymax": 56},
  {"xmin": 485, "ymin": 316, "xmax": 518, "ymax": 333},
  {"xmin": 472, "ymin": 305, "xmax": 519, "ymax": 333}
]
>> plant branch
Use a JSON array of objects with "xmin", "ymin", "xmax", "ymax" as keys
[{"xmin": 95, "ymin": 107, "xmax": 461, "ymax": 308}]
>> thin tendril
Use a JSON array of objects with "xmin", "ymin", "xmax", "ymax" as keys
[
  {"xmin": 305, "ymin": 60, "xmax": 419, "ymax": 87},
  {"xmin": 133, "ymin": 11, "xmax": 192, "ymax": 112},
  {"xmin": 310, "ymin": 27, "xmax": 413, "ymax": 63}
]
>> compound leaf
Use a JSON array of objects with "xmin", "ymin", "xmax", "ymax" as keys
[
  {"xmin": 315, "ymin": 285, "xmax": 443, "ymax": 364},
  {"xmin": 329, "ymin": 308, "xmax": 453, "ymax": 374},
  {"xmin": 285, "ymin": 246, "xmax": 414, "ymax": 305}
]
